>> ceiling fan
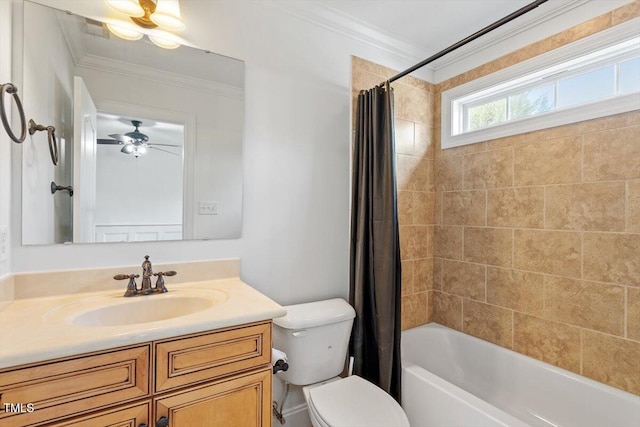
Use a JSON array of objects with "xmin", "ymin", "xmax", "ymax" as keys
[{"xmin": 97, "ymin": 119, "xmax": 181, "ymax": 157}]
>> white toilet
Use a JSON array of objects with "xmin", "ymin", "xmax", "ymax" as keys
[{"xmin": 273, "ymin": 298, "xmax": 409, "ymax": 427}]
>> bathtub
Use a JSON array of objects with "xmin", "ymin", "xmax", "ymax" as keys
[{"xmin": 401, "ymin": 323, "xmax": 640, "ymax": 427}]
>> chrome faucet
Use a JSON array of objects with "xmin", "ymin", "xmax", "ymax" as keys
[{"xmin": 113, "ymin": 255, "xmax": 177, "ymax": 297}]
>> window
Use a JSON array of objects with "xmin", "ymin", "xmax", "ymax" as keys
[{"xmin": 442, "ymin": 20, "xmax": 640, "ymax": 149}]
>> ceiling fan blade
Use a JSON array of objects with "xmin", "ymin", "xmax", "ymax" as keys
[
  {"xmin": 97, "ymin": 138, "xmax": 121, "ymax": 145},
  {"xmin": 148, "ymin": 143, "xmax": 181, "ymax": 148},
  {"xmin": 109, "ymin": 133, "xmax": 134, "ymax": 144},
  {"xmin": 149, "ymin": 146, "xmax": 180, "ymax": 156}
]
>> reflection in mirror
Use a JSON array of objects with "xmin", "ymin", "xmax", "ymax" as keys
[{"xmin": 20, "ymin": 1, "xmax": 244, "ymax": 245}]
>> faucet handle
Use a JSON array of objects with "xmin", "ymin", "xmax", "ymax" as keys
[
  {"xmin": 114, "ymin": 273, "xmax": 140, "ymax": 297},
  {"xmin": 153, "ymin": 271, "xmax": 176, "ymax": 293}
]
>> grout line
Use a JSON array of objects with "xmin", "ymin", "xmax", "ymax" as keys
[
  {"xmin": 624, "ymin": 286, "xmax": 628, "ymax": 339},
  {"xmin": 580, "ymin": 232, "xmax": 584, "ymax": 280}
]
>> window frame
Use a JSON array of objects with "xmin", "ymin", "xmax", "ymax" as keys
[{"xmin": 441, "ymin": 18, "xmax": 640, "ymax": 150}]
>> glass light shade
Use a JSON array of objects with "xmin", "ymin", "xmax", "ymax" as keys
[
  {"xmin": 121, "ymin": 144, "xmax": 135, "ymax": 154},
  {"xmin": 148, "ymin": 33, "xmax": 181, "ymax": 49},
  {"xmin": 105, "ymin": 0, "xmax": 145, "ymax": 17},
  {"xmin": 150, "ymin": 0, "xmax": 185, "ymax": 30},
  {"xmin": 106, "ymin": 23, "xmax": 143, "ymax": 41}
]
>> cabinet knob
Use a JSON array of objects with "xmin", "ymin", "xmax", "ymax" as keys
[{"xmin": 156, "ymin": 416, "xmax": 169, "ymax": 427}]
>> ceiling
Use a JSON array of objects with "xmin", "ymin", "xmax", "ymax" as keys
[{"xmin": 272, "ymin": 0, "xmax": 631, "ymax": 80}]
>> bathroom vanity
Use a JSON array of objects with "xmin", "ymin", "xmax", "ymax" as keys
[
  {"xmin": 0, "ymin": 262, "xmax": 285, "ymax": 427},
  {"xmin": 1, "ymin": 321, "xmax": 271, "ymax": 426}
]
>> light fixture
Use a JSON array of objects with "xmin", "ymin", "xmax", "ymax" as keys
[
  {"xmin": 105, "ymin": 23, "xmax": 143, "ymax": 41},
  {"xmin": 104, "ymin": 0, "xmax": 185, "ymax": 49}
]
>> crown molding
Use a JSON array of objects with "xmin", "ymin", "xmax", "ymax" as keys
[
  {"xmin": 77, "ymin": 54, "xmax": 244, "ymax": 100},
  {"xmin": 270, "ymin": 0, "xmax": 428, "ymax": 63},
  {"xmin": 272, "ymin": 0, "xmax": 629, "ymax": 84}
]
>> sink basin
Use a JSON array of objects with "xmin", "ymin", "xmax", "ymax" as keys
[{"xmin": 45, "ymin": 288, "xmax": 229, "ymax": 327}]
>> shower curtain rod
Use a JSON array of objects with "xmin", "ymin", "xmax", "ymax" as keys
[{"xmin": 379, "ymin": 0, "xmax": 549, "ymax": 86}]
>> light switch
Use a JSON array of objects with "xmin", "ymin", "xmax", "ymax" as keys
[
  {"xmin": 199, "ymin": 201, "xmax": 219, "ymax": 215},
  {"xmin": 0, "ymin": 225, "xmax": 8, "ymax": 262}
]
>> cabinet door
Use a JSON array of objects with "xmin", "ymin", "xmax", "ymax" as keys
[
  {"xmin": 45, "ymin": 401, "xmax": 151, "ymax": 427},
  {"xmin": 154, "ymin": 368, "xmax": 271, "ymax": 427}
]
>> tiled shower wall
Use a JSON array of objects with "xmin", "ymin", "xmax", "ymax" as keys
[
  {"xmin": 351, "ymin": 57, "xmax": 435, "ymax": 331},
  {"xmin": 432, "ymin": 1, "xmax": 640, "ymax": 395}
]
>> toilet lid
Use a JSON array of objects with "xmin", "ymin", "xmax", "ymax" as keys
[{"xmin": 308, "ymin": 376, "xmax": 409, "ymax": 427}]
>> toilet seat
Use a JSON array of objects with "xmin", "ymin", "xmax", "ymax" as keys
[{"xmin": 306, "ymin": 375, "xmax": 409, "ymax": 427}]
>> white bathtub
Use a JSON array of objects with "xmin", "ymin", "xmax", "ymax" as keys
[{"xmin": 401, "ymin": 323, "xmax": 640, "ymax": 427}]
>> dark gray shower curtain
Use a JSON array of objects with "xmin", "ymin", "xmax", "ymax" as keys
[{"xmin": 349, "ymin": 82, "xmax": 402, "ymax": 401}]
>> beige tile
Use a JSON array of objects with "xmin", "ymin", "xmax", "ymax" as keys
[
  {"xmin": 514, "ymin": 230, "xmax": 581, "ymax": 277},
  {"xmin": 513, "ymin": 313, "xmax": 581, "ymax": 373},
  {"xmin": 394, "ymin": 83, "xmax": 431, "ymax": 124},
  {"xmin": 401, "ymin": 292, "xmax": 428, "ymax": 330},
  {"xmin": 628, "ymin": 180, "xmax": 640, "ymax": 233},
  {"xmin": 514, "ymin": 137, "xmax": 581, "ymax": 186},
  {"xmin": 488, "ymin": 187, "xmax": 544, "ymax": 229},
  {"xmin": 487, "ymin": 267, "xmax": 543, "ymax": 315},
  {"xmin": 399, "ymin": 225, "xmax": 430, "ymax": 261},
  {"xmin": 395, "ymin": 119, "xmax": 415, "ymax": 156},
  {"xmin": 547, "ymin": 13, "xmax": 612, "ymax": 47},
  {"xmin": 401, "ymin": 260, "xmax": 414, "ymax": 296},
  {"xmin": 463, "ymin": 300, "xmax": 513, "ymax": 348},
  {"xmin": 583, "ymin": 126, "xmax": 640, "ymax": 181},
  {"xmin": 352, "ymin": 69, "xmax": 387, "ymax": 92},
  {"xmin": 463, "ymin": 148, "xmax": 513, "ymax": 190},
  {"xmin": 434, "ymin": 226, "xmax": 463, "ymax": 260},
  {"xmin": 397, "ymin": 155, "xmax": 429, "ymax": 191},
  {"xmin": 442, "ymin": 260, "xmax": 486, "ymax": 301},
  {"xmin": 398, "ymin": 191, "xmax": 414, "ymax": 225},
  {"xmin": 545, "ymin": 182, "xmax": 626, "ymax": 232},
  {"xmin": 435, "ymin": 155, "xmax": 463, "ymax": 191},
  {"xmin": 544, "ymin": 276, "xmax": 625, "ymax": 336},
  {"xmin": 612, "ymin": 0, "xmax": 640, "ymax": 24},
  {"xmin": 352, "ymin": 56, "xmax": 396, "ymax": 80},
  {"xmin": 433, "ymin": 291, "xmax": 462, "ymax": 331},
  {"xmin": 433, "ymin": 258, "xmax": 443, "ymax": 291},
  {"xmin": 442, "ymin": 191, "xmax": 487, "ymax": 226},
  {"xmin": 414, "ymin": 258, "xmax": 433, "ymax": 292},
  {"xmin": 427, "ymin": 291, "xmax": 434, "ymax": 323},
  {"xmin": 540, "ymin": 113, "xmax": 629, "ymax": 140},
  {"xmin": 413, "ymin": 192, "xmax": 434, "ymax": 225},
  {"xmin": 464, "ymin": 227, "xmax": 513, "ymax": 268},
  {"xmin": 583, "ymin": 330, "xmax": 640, "ymax": 395},
  {"xmin": 583, "ymin": 233, "xmax": 640, "ymax": 286},
  {"xmin": 415, "ymin": 123, "xmax": 433, "ymax": 158},
  {"xmin": 628, "ymin": 287, "xmax": 640, "ymax": 342},
  {"xmin": 434, "ymin": 192, "xmax": 443, "ymax": 225},
  {"xmin": 441, "ymin": 142, "xmax": 487, "ymax": 158}
]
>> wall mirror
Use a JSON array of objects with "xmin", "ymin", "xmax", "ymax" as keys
[{"xmin": 19, "ymin": 0, "xmax": 244, "ymax": 245}]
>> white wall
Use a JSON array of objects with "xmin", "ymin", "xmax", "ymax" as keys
[
  {"xmin": 20, "ymin": 1, "xmax": 75, "ymax": 245},
  {"xmin": 0, "ymin": 0, "xmax": 13, "ymax": 279}
]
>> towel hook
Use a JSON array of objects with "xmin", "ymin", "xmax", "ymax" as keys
[
  {"xmin": 0, "ymin": 83, "xmax": 27, "ymax": 144},
  {"xmin": 29, "ymin": 119, "xmax": 59, "ymax": 165},
  {"xmin": 51, "ymin": 181, "xmax": 73, "ymax": 197}
]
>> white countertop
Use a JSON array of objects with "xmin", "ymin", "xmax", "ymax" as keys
[{"xmin": 0, "ymin": 278, "xmax": 286, "ymax": 369}]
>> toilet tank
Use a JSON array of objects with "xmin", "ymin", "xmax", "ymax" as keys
[{"xmin": 273, "ymin": 299, "xmax": 356, "ymax": 386}]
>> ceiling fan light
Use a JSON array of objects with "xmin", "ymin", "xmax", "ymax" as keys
[
  {"xmin": 105, "ymin": 0, "xmax": 145, "ymax": 18},
  {"xmin": 106, "ymin": 22, "xmax": 144, "ymax": 41},
  {"xmin": 122, "ymin": 144, "xmax": 135, "ymax": 154},
  {"xmin": 148, "ymin": 33, "xmax": 181, "ymax": 49},
  {"xmin": 150, "ymin": 0, "xmax": 185, "ymax": 30}
]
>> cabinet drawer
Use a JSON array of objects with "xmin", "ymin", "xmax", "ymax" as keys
[
  {"xmin": 45, "ymin": 401, "xmax": 151, "ymax": 427},
  {"xmin": 154, "ymin": 368, "xmax": 271, "ymax": 427},
  {"xmin": 0, "ymin": 345, "xmax": 150, "ymax": 427},
  {"xmin": 155, "ymin": 322, "xmax": 270, "ymax": 392}
]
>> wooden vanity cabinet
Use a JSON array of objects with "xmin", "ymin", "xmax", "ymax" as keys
[{"xmin": 0, "ymin": 321, "xmax": 272, "ymax": 427}]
